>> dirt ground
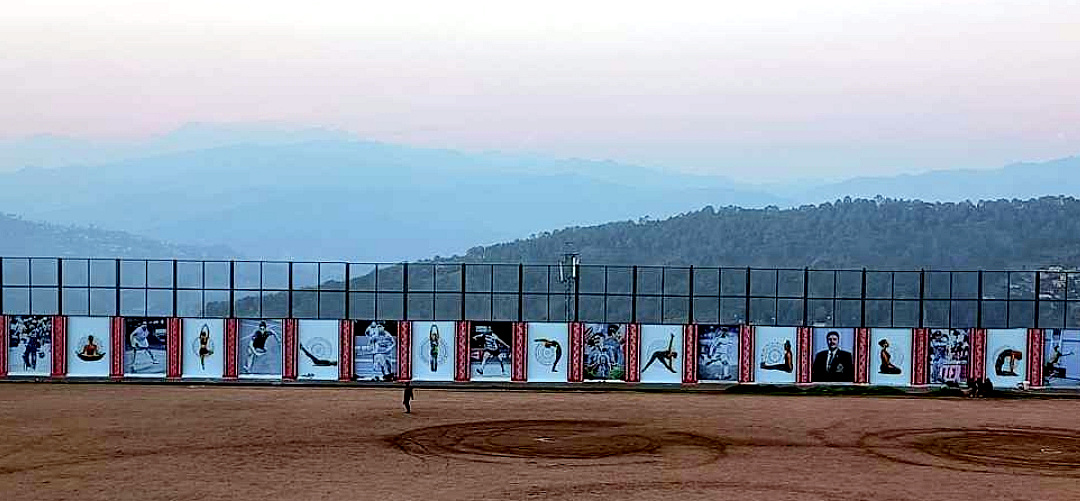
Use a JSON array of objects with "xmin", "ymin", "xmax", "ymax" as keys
[{"xmin": 2, "ymin": 384, "xmax": 1080, "ymax": 501}]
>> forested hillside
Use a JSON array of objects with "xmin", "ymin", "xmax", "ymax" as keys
[
  {"xmin": 451, "ymin": 197, "xmax": 1080, "ymax": 269},
  {"xmin": 0, "ymin": 213, "xmax": 235, "ymax": 259}
]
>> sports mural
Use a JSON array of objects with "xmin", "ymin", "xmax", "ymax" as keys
[
  {"xmin": 754, "ymin": 327, "xmax": 796, "ymax": 384},
  {"xmin": 411, "ymin": 321, "xmax": 454, "ymax": 381},
  {"xmin": 470, "ymin": 322, "xmax": 513, "ymax": 381},
  {"xmin": 7, "ymin": 315, "xmax": 51, "ymax": 376},
  {"xmin": 868, "ymin": 329, "xmax": 911, "ymax": 386},
  {"xmin": 929, "ymin": 328, "xmax": 970, "ymax": 385},
  {"xmin": 697, "ymin": 325, "xmax": 739, "ymax": 382},
  {"xmin": 1044, "ymin": 329, "xmax": 1080, "ymax": 387},
  {"xmin": 124, "ymin": 317, "xmax": 167, "ymax": 377},
  {"xmin": 354, "ymin": 320, "xmax": 399, "ymax": 382},
  {"xmin": 182, "ymin": 319, "xmax": 223, "ymax": 378},
  {"xmin": 527, "ymin": 323, "xmax": 568, "ymax": 382},
  {"xmin": 639, "ymin": 324, "xmax": 681, "ymax": 383},
  {"xmin": 583, "ymin": 323, "xmax": 626, "ymax": 381},
  {"xmin": 238, "ymin": 319, "xmax": 283, "ymax": 378},
  {"xmin": 297, "ymin": 320, "xmax": 338, "ymax": 381},
  {"xmin": 986, "ymin": 329, "xmax": 1026, "ymax": 388}
]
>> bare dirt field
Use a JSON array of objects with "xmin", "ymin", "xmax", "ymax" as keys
[{"xmin": 2, "ymin": 384, "xmax": 1079, "ymax": 501}]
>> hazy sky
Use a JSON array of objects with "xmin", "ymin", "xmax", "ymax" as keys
[{"xmin": 2, "ymin": 1, "xmax": 1079, "ymax": 181}]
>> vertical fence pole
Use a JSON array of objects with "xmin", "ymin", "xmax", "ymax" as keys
[
  {"xmin": 860, "ymin": 268, "xmax": 867, "ymax": 328},
  {"xmin": 344, "ymin": 263, "xmax": 351, "ymax": 320},
  {"xmin": 229, "ymin": 261, "xmax": 235, "ymax": 318},
  {"xmin": 287, "ymin": 262, "xmax": 293, "ymax": 319},
  {"xmin": 403, "ymin": 263, "xmax": 409, "ymax": 322},
  {"xmin": 802, "ymin": 268, "xmax": 809, "ymax": 326},
  {"xmin": 918, "ymin": 269, "xmax": 925, "ymax": 328},
  {"xmin": 115, "ymin": 259, "xmax": 121, "ymax": 317},
  {"xmin": 57, "ymin": 258, "xmax": 64, "ymax": 315},
  {"xmin": 172, "ymin": 260, "xmax": 178, "ymax": 317},
  {"xmin": 631, "ymin": 266, "xmax": 638, "ymax": 324},
  {"xmin": 1035, "ymin": 271, "xmax": 1042, "ymax": 329},
  {"xmin": 460, "ymin": 264, "xmax": 467, "ymax": 320},
  {"xmin": 688, "ymin": 265, "xmax": 695, "ymax": 325},
  {"xmin": 745, "ymin": 267, "xmax": 752, "ymax": 325},
  {"xmin": 977, "ymin": 270, "xmax": 983, "ymax": 328},
  {"xmin": 517, "ymin": 264, "xmax": 524, "ymax": 322}
]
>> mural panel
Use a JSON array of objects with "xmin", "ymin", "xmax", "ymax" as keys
[
  {"xmin": 928, "ymin": 328, "xmax": 971, "ymax": 385},
  {"xmin": 411, "ymin": 321, "xmax": 454, "ymax": 381},
  {"xmin": 868, "ymin": 329, "xmax": 912, "ymax": 386},
  {"xmin": 583, "ymin": 323, "xmax": 627, "ymax": 381},
  {"xmin": 296, "ymin": 320, "xmax": 338, "ymax": 381},
  {"xmin": 469, "ymin": 322, "xmax": 513, "ymax": 381},
  {"xmin": 238, "ymin": 319, "xmax": 283, "ymax": 378},
  {"xmin": 67, "ymin": 317, "xmax": 110, "ymax": 377},
  {"xmin": 986, "ymin": 329, "xmax": 1026, "ymax": 388},
  {"xmin": 124, "ymin": 317, "xmax": 167, "ymax": 377},
  {"xmin": 697, "ymin": 325, "xmax": 739, "ymax": 382},
  {"xmin": 527, "ymin": 323, "xmax": 568, "ymax": 382},
  {"xmin": 181, "ymin": 319, "xmax": 223, "ymax": 378},
  {"xmin": 1044, "ymin": 329, "xmax": 1080, "ymax": 387},
  {"xmin": 754, "ymin": 327, "xmax": 797, "ymax": 384},
  {"xmin": 354, "ymin": 321, "xmax": 399, "ymax": 382},
  {"xmin": 7, "ymin": 315, "xmax": 51, "ymax": 376},
  {"xmin": 639, "ymin": 324, "xmax": 682, "ymax": 384},
  {"xmin": 811, "ymin": 328, "xmax": 855, "ymax": 383}
]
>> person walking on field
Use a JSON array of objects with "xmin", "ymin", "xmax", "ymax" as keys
[{"xmin": 403, "ymin": 381, "xmax": 415, "ymax": 413}]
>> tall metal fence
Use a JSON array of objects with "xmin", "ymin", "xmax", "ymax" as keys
[{"xmin": 1, "ymin": 257, "xmax": 1077, "ymax": 328}]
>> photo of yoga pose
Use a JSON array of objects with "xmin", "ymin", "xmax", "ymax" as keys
[
  {"xmin": 755, "ymin": 327, "xmax": 798, "ymax": 384},
  {"xmin": 526, "ymin": 323, "xmax": 568, "ymax": 382}
]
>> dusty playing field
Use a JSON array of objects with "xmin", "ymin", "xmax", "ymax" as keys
[{"xmin": 1, "ymin": 385, "xmax": 1079, "ymax": 500}]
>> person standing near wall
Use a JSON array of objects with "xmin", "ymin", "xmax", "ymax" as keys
[{"xmin": 403, "ymin": 381, "xmax": 415, "ymax": 413}]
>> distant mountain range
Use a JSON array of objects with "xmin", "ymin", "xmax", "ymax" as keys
[
  {"xmin": 0, "ymin": 123, "xmax": 1076, "ymax": 263},
  {"xmin": 449, "ymin": 197, "xmax": 1080, "ymax": 270},
  {"xmin": 0, "ymin": 212, "xmax": 234, "ymax": 259}
]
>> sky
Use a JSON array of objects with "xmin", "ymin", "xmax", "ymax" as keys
[{"xmin": 2, "ymin": 0, "xmax": 1079, "ymax": 182}]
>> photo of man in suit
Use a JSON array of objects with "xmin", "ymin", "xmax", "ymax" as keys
[{"xmin": 812, "ymin": 330, "xmax": 854, "ymax": 382}]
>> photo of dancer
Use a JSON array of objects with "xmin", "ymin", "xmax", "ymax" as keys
[
  {"xmin": 124, "ymin": 318, "xmax": 167, "ymax": 376},
  {"xmin": 868, "ymin": 329, "xmax": 911, "ymax": 386},
  {"xmin": 7, "ymin": 315, "xmax": 51, "ymax": 376},
  {"xmin": 929, "ymin": 328, "xmax": 970, "ymax": 385},
  {"xmin": 527, "ymin": 323, "xmax": 568, "ymax": 382},
  {"xmin": 986, "ymin": 329, "xmax": 1026, "ymax": 388},
  {"xmin": 354, "ymin": 320, "xmax": 399, "ymax": 382},
  {"xmin": 297, "ymin": 320, "xmax": 338, "ymax": 381},
  {"xmin": 238, "ymin": 319, "xmax": 283, "ymax": 378},
  {"xmin": 470, "ymin": 322, "xmax": 513, "ymax": 381},
  {"xmin": 583, "ymin": 323, "xmax": 626, "ymax": 381},
  {"xmin": 640, "ymin": 324, "xmax": 681, "ymax": 383},
  {"xmin": 811, "ymin": 328, "xmax": 854, "ymax": 383},
  {"xmin": 697, "ymin": 325, "xmax": 739, "ymax": 382},
  {"xmin": 182, "ymin": 319, "xmax": 223, "ymax": 378},
  {"xmin": 411, "ymin": 322, "xmax": 454, "ymax": 381},
  {"xmin": 755, "ymin": 327, "xmax": 797, "ymax": 384},
  {"xmin": 67, "ymin": 317, "xmax": 110, "ymax": 377},
  {"xmin": 1044, "ymin": 330, "xmax": 1080, "ymax": 387}
]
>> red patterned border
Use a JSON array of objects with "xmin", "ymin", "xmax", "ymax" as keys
[
  {"xmin": 110, "ymin": 317, "xmax": 124, "ymax": 379},
  {"xmin": 283, "ymin": 319, "xmax": 298, "ymax": 380},
  {"xmin": 569, "ymin": 322, "xmax": 584, "ymax": 382},
  {"xmin": 912, "ymin": 328, "xmax": 929, "ymax": 385},
  {"xmin": 625, "ymin": 324, "xmax": 640, "ymax": 383},
  {"xmin": 223, "ymin": 319, "xmax": 238, "ymax": 379},
  {"xmin": 682, "ymin": 324, "xmax": 697, "ymax": 384},
  {"xmin": 0, "ymin": 316, "xmax": 7, "ymax": 378},
  {"xmin": 796, "ymin": 327, "xmax": 812, "ymax": 384},
  {"xmin": 338, "ymin": 320, "xmax": 353, "ymax": 381},
  {"xmin": 512, "ymin": 322, "xmax": 528, "ymax": 382},
  {"xmin": 455, "ymin": 321, "xmax": 470, "ymax": 382},
  {"xmin": 166, "ymin": 318, "xmax": 182, "ymax": 379},
  {"xmin": 739, "ymin": 325, "xmax": 754, "ymax": 383},
  {"xmin": 969, "ymin": 328, "xmax": 986, "ymax": 381},
  {"xmin": 398, "ymin": 321, "xmax": 412, "ymax": 381},
  {"xmin": 854, "ymin": 328, "xmax": 870, "ymax": 384},
  {"xmin": 51, "ymin": 316, "xmax": 66, "ymax": 378},
  {"xmin": 1027, "ymin": 328, "xmax": 1044, "ymax": 387}
]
